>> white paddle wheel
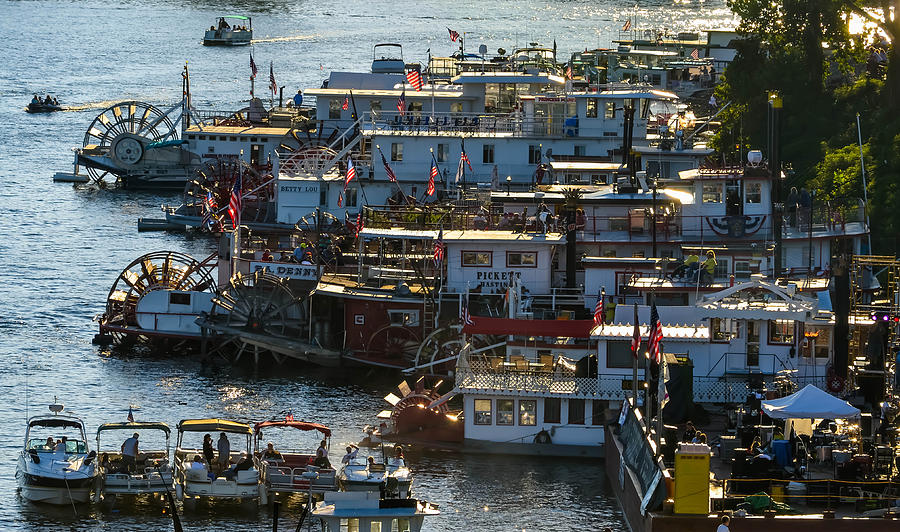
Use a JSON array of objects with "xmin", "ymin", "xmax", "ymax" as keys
[
  {"xmin": 183, "ymin": 159, "xmax": 275, "ymax": 226},
  {"xmin": 405, "ymin": 326, "xmax": 506, "ymax": 376},
  {"xmin": 360, "ymin": 325, "xmax": 421, "ymax": 368},
  {"xmin": 378, "ymin": 377, "xmax": 463, "ymax": 444},
  {"xmin": 81, "ymin": 101, "xmax": 178, "ymax": 185},
  {"xmin": 97, "ymin": 251, "xmax": 217, "ymax": 347},
  {"xmin": 201, "ymin": 270, "xmax": 310, "ymax": 366}
]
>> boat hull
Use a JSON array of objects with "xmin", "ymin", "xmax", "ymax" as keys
[
  {"xmin": 17, "ymin": 472, "xmax": 94, "ymax": 505},
  {"xmin": 26, "ymin": 104, "xmax": 63, "ymax": 113},
  {"xmin": 463, "ymin": 438, "xmax": 605, "ymax": 458}
]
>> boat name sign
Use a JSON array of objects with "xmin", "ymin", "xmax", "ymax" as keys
[{"xmin": 251, "ymin": 262, "xmax": 318, "ymax": 280}]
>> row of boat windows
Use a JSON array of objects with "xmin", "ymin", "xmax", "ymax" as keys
[
  {"xmin": 702, "ymin": 181, "xmax": 762, "ymax": 204},
  {"xmin": 388, "ymin": 143, "xmax": 547, "ymax": 164},
  {"xmin": 338, "ymin": 518, "xmax": 412, "ymax": 531},
  {"xmin": 473, "ymin": 398, "xmax": 604, "ymax": 426},
  {"xmin": 183, "ymin": 135, "xmax": 272, "ymax": 142},
  {"xmin": 461, "ymin": 251, "xmax": 537, "ymax": 267}
]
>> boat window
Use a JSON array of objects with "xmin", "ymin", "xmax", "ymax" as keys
[
  {"xmin": 199, "ymin": 135, "xmax": 207, "ymax": 141},
  {"xmin": 408, "ymin": 101, "xmax": 423, "ymax": 115},
  {"xmin": 474, "ymin": 399, "xmax": 492, "ymax": 425},
  {"xmin": 461, "ymin": 251, "xmax": 492, "ymax": 267},
  {"xmin": 574, "ymin": 145, "xmax": 586, "ymax": 156},
  {"xmin": 371, "ymin": 522, "xmax": 382, "ymax": 532},
  {"xmin": 591, "ymin": 400, "xmax": 605, "ymax": 425},
  {"xmin": 518, "ymin": 400, "xmax": 536, "ymax": 426},
  {"xmin": 506, "ymin": 252, "xmax": 536, "ymax": 267},
  {"xmin": 208, "ymin": 146, "xmax": 215, "ymax": 153},
  {"xmin": 497, "ymin": 399, "xmax": 514, "ymax": 425},
  {"xmin": 805, "ymin": 327, "xmax": 830, "ymax": 359},
  {"xmin": 344, "ymin": 187, "xmax": 358, "ymax": 208},
  {"xmin": 370, "ymin": 100, "xmax": 382, "ymax": 119},
  {"xmin": 711, "ymin": 318, "xmax": 738, "ymax": 341},
  {"xmin": 714, "ymin": 258, "xmax": 728, "ymax": 279},
  {"xmin": 450, "ymin": 102, "xmax": 463, "ymax": 114},
  {"xmin": 437, "ymin": 143, "xmax": 449, "ymax": 163},
  {"xmin": 391, "ymin": 143, "xmax": 403, "ymax": 161},
  {"xmin": 169, "ymin": 293, "xmax": 191, "ymax": 306},
  {"xmin": 568, "ymin": 399, "xmax": 585, "ymax": 425},
  {"xmin": 586, "ymin": 98, "xmax": 598, "ymax": 118},
  {"xmin": 329, "ymin": 99, "xmax": 342, "ymax": 119},
  {"xmin": 230, "ymin": 136, "xmax": 237, "ymax": 142},
  {"xmin": 543, "ymin": 398, "xmax": 561, "ymax": 423},
  {"xmin": 528, "ymin": 145, "xmax": 542, "ymax": 165},
  {"xmin": 745, "ymin": 181, "xmax": 761, "ymax": 203},
  {"xmin": 768, "ymin": 320, "xmax": 795, "ymax": 345},
  {"xmin": 388, "ymin": 310, "xmax": 419, "ymax": 327},
  {"xmin": 482, "ymin": 144, "xmax": 494, "ymax": 164},
  {"xmin": 606, "ymin": 341, "xmax": 633, "ymax": 368},
  {"xmin": 604, "ymin": 101, "xmax": 615, "ymax": 119},
  {"xmin": 734, "ymin": 260, "xmax": 751, "ymax": 280},
  {"xmin": 702, "ymin": 183, "xmax": 722, "ymax": 203}
]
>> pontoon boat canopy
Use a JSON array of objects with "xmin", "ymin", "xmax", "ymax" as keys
[
  {"xmin": 97, "ymin": 422, "xmax": 171, "ymax": 435},
  {"xmin": 177, "ymin": 418, "xmax": 252, "ymax": 434},
  {"xmin": 28, "ymin": 417, "xmax": 83, "ymax": 429},
  {"xmin": 254, "ymin": 420, "xmax": 332, "ymax": 437}
]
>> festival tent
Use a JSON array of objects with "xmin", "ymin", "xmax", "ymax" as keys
[{"xmin": 761, "ymin": 384, "xmax": 860, "ymax": 419}]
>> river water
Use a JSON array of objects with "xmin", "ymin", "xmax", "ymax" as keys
[{"xmin": 0, "ymin": 1, "xmax": 735, "ymax": 529}]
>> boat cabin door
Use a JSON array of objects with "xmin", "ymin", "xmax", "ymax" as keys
[{"xmin": 250, "ymin": 144, "xmax": 263, "ymax": 167}]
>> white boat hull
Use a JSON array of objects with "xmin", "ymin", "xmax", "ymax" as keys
[{"xmin": 19, "ymin": 483, "xmax": 92, "ymax": 505}]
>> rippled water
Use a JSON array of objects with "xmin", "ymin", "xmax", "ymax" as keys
[{"xmin": 0, "ymin": 0, "xmax": 735, "ymax": 529}]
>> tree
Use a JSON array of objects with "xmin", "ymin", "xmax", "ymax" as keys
[{"xmin": 843, "ymin": 0, "xmax": 900, "ymax": 109}]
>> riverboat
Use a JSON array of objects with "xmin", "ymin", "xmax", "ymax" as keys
[
  {"xmin": 16, "ymin": 401, "xmax": 98, "ymax": 505},
  {"xmin": 94, "ymin": 421, "xmax": 173, "ymax": 501},
  {"xmin": 203, "ymin": 16, "xmax": 252, "ymax": 46}
]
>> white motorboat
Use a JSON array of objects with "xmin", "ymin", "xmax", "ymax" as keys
[
  {"xmin": 312, "ymin": 491, "xmax": 438, "ymax": 532},
  {"xmin": 174, "ymin": 418, "xmax": 260, "ymax": 504},
  {"xmin": 337, "ymin": 458, "xmax": 412, "ymax": 499},
  {"xmin": 203, "ymin": 16, "xmax": 252, "ymax": 46},
  {"xmin": 95, "ymin": 421, "xmax": 173, "ymax": 500},
  {"xmin": 16, "ymin": 401, "xmax": 98, "ymax": 505}
]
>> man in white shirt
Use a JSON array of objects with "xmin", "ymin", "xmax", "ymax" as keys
[
  {"xmin": 341, "ymin": 444, "xmax": 359, "ymax": 464},
  {"xmin": 716, "ymin": 515, "xmax": 730, "ymax": 532},
  {"xmin": 121, "ymin": 433, "xmax": 139, "ymax": 472}
]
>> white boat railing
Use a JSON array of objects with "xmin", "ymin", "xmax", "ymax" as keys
[{"xmin": 258, "ymin": 459, "xmax": 335, "ymax": 493}]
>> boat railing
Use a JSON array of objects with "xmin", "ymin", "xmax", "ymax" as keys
[
  {"xmin": 259, "ymin": 459, "xmax": 334, "ymax": 492},
  {"xmin": 457, "ymin": 358, "xmax": 604, "ymax": 397},
  {"xmin": 364, "ymin": 111, "xmax": 571, "ymax": 138}
]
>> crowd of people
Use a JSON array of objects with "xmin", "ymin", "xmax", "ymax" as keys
[{"xmin": 30, "ymin": 94, "xmax": 59, "ymax": 106}]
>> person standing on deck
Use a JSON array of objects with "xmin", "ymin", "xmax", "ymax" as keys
[
  {"xmin": 217, "ymin": 433, "xmax": 231, "ymax": 471},
  {"xmin": 716, "ymin": 515, "xmax": 730, "ymax": 532},
  {"xmin": 121, "ymin": 432, "xmax": 139, "ymax": 472}
]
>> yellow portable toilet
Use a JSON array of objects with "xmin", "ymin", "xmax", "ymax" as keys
[{"xmin": 674, "ymin": 442, "xmax": 711, "ymax": 514}]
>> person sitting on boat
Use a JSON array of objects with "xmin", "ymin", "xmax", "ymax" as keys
[
  {"xmin": 261, "ymin": 442, "xmax": 283, "ymax": 462},
  {"xmin": 217, "ymin": 432, "xmax": 231, "ymax": 471},
  {"xmin": 389, "ymin": 446, "xmax": 405, "ymax": 467},
  {"xmin": 218, "ymin": 17, "xmax": 229, "ymax": 30},
  {"xmin": 313, "ymin": 440, "xmax": 331, "ymax": 468},
  {"xmin": 682, "ymin": 421, "xmax": 697, "ymax": 442},
  {"xmin": 222, "ymin": 452, "xmax": 254, "ymax": 480},
  {"xmin": 261, "ymin": 249, "xmax": 273, "ymax": 262},
  {"xmin": 44, "ymin": 95, "xmax": 53, "ymax": 105},
  {"xmin": 121, "ymin": 432, "xmax": 139, "ymax": 472},
  {"xmin": 52, "ymin": 97, "xmax": 58, "ymax": 106},
  {"xmin": 31, "ymin": 94, "xmax": 40, "ymax": 105},
  {"xmin": 367, "ymin": 456, "xmax": 376, "ymax": 468},
  {"xmin": 55, "ymin": 437, "xmax": 68, "ymax": 453},
  {"xmin": 44, "ymin": 436, "xmax": 55, "ymax": 450},
  {"xmin": 698, "ymin": 250, "xmax": 716, "ymax": 284},
  {"xmin": 293, "ymin": 90, "xmax": 303, "ymax": 108},
  {"xmin": 190, "ymin": 454, "xmax": 206, "ymax": 470},
  {"xmin": 341, "ymin": 444, "xmax": 359, "ymax": 465}
]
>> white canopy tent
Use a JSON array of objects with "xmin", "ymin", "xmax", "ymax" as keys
[{"xmin": 761, "ymin": 384, "xmax": 860, "ymax": 419}]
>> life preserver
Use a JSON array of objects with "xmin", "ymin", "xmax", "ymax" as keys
[
  {"xmin": 534, "ymin": 430, "xmax": 552, "ymax": 444},
  {"xmin": 827, "ymin": 374, "xmax": 844, "ymax": 393}
]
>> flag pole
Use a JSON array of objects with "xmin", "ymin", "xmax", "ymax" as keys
[
  {"xmin": 632, "ymin": 303, "xmax": 639, "ymax": 404},
  {"xmin": 657, "ymin": 357, "xmax": 665, "ymax": 455}
]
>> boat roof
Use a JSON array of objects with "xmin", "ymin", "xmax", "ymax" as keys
[
  {"xmin": 451, "ymin": 72, "xmax": 565, "ymax": 85},
  {"xmin": 548, "ymin": 161, "xmax": 623, "ymax": 171},
  {"xmin": 305, "ymin": 87, "xmax": 468, "ymax": 99},
  {"xmin": 183, "ymin": 124, "xmax": 291, "ymax": 135},
  {"xmin": 97, "ymin": 422, "xmax": 171, "ymax": 435},
  {"xmin": 358, "ymin": 227, "xmax": 566, "ymax": 243},
  {"xmin": 177, "ymin": 418, "xmax": 252, "ymax": 435},
  {"xmin": 221, "ymin": 15, "xmax": 249, "ymax": 20},
  {"xmin": 28, "ymin": 415, "xmax": 84, "ymax": 429},
  {"xmin": 254, "ymin": 420, "xmax": 332, "ymax": 437}
]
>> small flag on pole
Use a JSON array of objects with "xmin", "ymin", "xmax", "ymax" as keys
[
  {"xmin": 593, "ymin": 290, "xmax": 605, "ymax": 327},
  {"xmin": 406, "ymin": 70, "xmax": 423, "ymax": 91},
  {"xmin": 690, "ymin": 48, "xmax": 700, "ymax": 60},
  {"xmin": 648, "ymin": 302, "xmax": 664, "ymax": 364},
  {"xmin": 622, "ymin": 19, "xmax": 632, "ymax": 32},
  {"xmin": 379, "ymin": 148, "xmax": 397, "ymax": 183},
  {"xmin": 426, "ymin": 159, "xmax": 438, "ymax": 196},
  {"xmin": 342, "ymin": 95, "xmax": 349, "ymax": 110},
  {"xmin": 397, "ymin": 89, "xmax": 406, "ymax": 116},
  {"xmin": 433, "ymin": 229, "xmax": 444, "ymax": 265},
  {"xmin": 356, "ymin": 210, "xmax": 364, "ymax": 237},
  {"xmin": 127, "ymin": 406, "xmax": 134, "ymax": 423},
  {"xmin": 448, "ymin": 27, "xmax": 460, "ymax": 42},
  {"xmin": 630, "ymin": 303, "xmax": 641, "ymax": 358},
  {"xmin": 228, "ymin": 171, "xmax": 242, "ymax": 228},
  {"xmin": 269, "ymin": 61, "xmax": 277, "ymax": 95},
  {"xmin": 461, "ymin": 292, "xmax": 475, "ymax": 326},
  {"xmin": 250, "ymin": 53, "xmax": 258, "ymax": 78},
  {"xmin": 566, "ymin": 64, "xmax": 573, "ymax": 80}
]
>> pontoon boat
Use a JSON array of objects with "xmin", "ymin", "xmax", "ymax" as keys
[
  {"xmin": 95, "ymin": 421, "xmax": 173, "ymax": 501},
  {"xmin": 204, "ymin": 16, "xmax": 252, "ymax": 46},
  {"xmin": 254, "ymin": 419, "xmax": 336, "ymax": 497},
  {"xmin": 174, "ymin": 418, "xmax": 260, "ymax": 504}
]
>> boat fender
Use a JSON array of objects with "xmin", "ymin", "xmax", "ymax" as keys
[
  {"xmin": 827, "ymin": 374, "xmax": 844, "ymax": 393},
  {"xmin": 534, "ymin": 430, "xmax": 552, "ymax": 444}
]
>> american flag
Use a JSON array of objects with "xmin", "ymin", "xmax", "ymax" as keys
[
  {"xmin": 342, "ymin": 95, "xmax": 349, "ymax": 110},
  {"xmin": 426, "ymin": 159, "xmax": 437, "ymax": 196},
  {"xmin": 406, "ymin": 70, "xmax": 423, "ymax": 91},
  {"xmin": 648, "ymin": 302, "xmax": 664, "ymax": 364},
  {"xmin": 356, "ymin": 210, "xmax": 364, "ymax": 237},
  {"xmin": 461, "ymin": 293, "xmax": 474, "ymax": 326},
  {"xmin": 622, "ymin": 19, "xmax": 631, "ymax": 32},
  {"xmin": 433, "ymin": 228, "xmax": 444, "ymax": 265},
  {"xmin": 228, "ymin": 170, "xmax": 242, "ymax": 228},
  {"xmin": 250, "ymin": 53, "xmax": 258, "ymax": 79},
  {"xmin": 379, "ymin": 148, "xmax": 397, "ymax": 182},
  {"xmin": 690, "ymin": 48, "xmax": 700, "ymax": 60},
  {"xmin": 127, "ymin": 406, "xmax": 134, "ymax": 423},
  {"xmin": 269, "ymin": 61, "xmax": 277, "ymax": 95},
  {"xmin": 593, "ymin": 290, "xmax": 604, "ymax": 327},
  {"xmin": 460, "ymin": 148, "xmax": 472, "ymax": 171},
  {"xmin": 630, "ymin": 303, "xmax": 641, "ymax": 358},
  {"xmin": 201, "ymin": 191, "xmax": 216, "ymax": 227},
  {"xmin": 566, "ymin": 64, "xmax": 573, "ymax": 80},
  {"xmin": 343, "ymin": 157, "xmax": 357, "ymax": 190},
  {"xmin": 448, "ymin": 27, "xmax": 460, "ymax": 42},
  {"xmin": 397, "ymin": 89, "xmax": 406, "ymax": 116}
]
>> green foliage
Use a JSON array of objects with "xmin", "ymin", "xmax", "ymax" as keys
[{"xmin": 810, "ymin": 143, "xmax": 869, "ymax": 199}]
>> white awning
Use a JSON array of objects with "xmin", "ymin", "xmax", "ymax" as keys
[{"xmin": 761, "ymin": 385, "xmax": 860, "ymax": 419}]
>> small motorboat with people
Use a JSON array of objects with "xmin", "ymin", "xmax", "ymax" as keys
[
  {"xmin": 26, "ymin": 94, "xmax": 63, "ymax": 113},
  {"xmin": 254, "ymin": 417, "xmax": 336, "ymax": 498},
  {"xmin": 94, "ymin": 421, "xmax": 173, "ymax": 502},
  {"xmin": 337, "ymin": 445, "xmax": 412, "ymax": 498},
  {"xmin": 312, "ymin": 491, "xmax": 439, "ymax": 532},
  {"xmin": 16, "ymin": 400, "xmax": 98, "ymax": 505},
  {"xmin": 173, "ymin": 418, "xmax": 261, "ymax": 505},
  {"xmin": 203, "ymin": 16, "xmax": 252, "ymax": 46}
]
